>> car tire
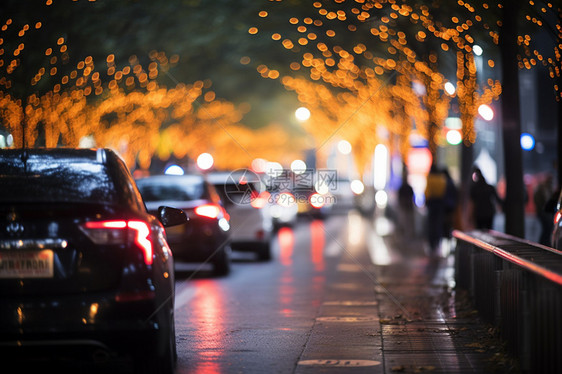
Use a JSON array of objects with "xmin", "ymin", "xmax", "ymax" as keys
[
  {"xmin": 135, "ymin": 309, "xmax": 176, "ymax": 374},
  {"xmin": 213, "ymin": 248, "xmax": 231, "ymax": 276},
  {"xmin": 257, "ymin": 242, "xmax": 272, "ymax": 261}
]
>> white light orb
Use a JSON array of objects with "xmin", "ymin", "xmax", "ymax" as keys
[
  {"xmin": 337, "ymin": 140, "xmax": 352, "ymax": 155},
  {"xmin": 446, "ymin": 129, "xmax": 463, "ymax": 145},
  {"xmin": 197, "ymin": 153, "xmax": 214, "ymax": 170},
  {"xmin": 350, "ymin": 180, "xmax": 365, "ymax": 195},
  {"xmin": 165, "ymin": 165, "xmax": 185, "ymax": 176},
  {"xmin": 473, "ymin": 44, "xmax": 483, "ymax": 56},
  {"xmin": 478, "ymin": 104, "xmax": 494, "ymax": 121},
  {"xmin": 295, "ymin": 107, "xmax": 311, "ymax": 121},
  {"xmin": 290, "ymin": 159, "xmax": 307, "ymax": 175},
  {"xmin": 266, "ymin": 162, "xmax": 284, "ymax": 178}
]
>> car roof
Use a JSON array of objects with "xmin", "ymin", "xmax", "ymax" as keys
[
  {"xmin": 136, "ymin": 173, "xmax": 205, "ymax": 185},
  {"xmin": 0, "ymin": 148, "xmax": 113, "ymax": 164},
  {"xmin": 207, "ymin": 170, "xmax": 262, "ymax": 184}
]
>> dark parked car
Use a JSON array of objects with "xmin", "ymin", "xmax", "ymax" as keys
[
  {"xmin": 0, "ymin": 148, "xmax": 185, "ymax": 374},
  {"xmin": 136, "ymin": 174, "xmax": 232, "ymax": 276}
]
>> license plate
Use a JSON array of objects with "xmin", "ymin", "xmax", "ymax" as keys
[{"xmin": 0, "ymin": 250, "xmax": 54, "ymax": 278}]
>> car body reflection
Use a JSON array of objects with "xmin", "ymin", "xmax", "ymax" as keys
[
  {"xmin": 185, "ymin": 279, "xmax": 224, "ymax": 374},
  {"xmin": 310, "ymin": 220, "xmax": 325, "ymax": 272},
  {"xmin": 277, "ymin": 227, "xmax": 294, "ymax": 266}
]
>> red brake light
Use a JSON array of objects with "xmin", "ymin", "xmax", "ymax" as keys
[
  {"xmin": 195, "ymin": 204, "xmax": 221, "ymax": 219},
  {"xmin": 128, "ymin": 221, "xmax": 153, "ymax": 265},
  {"xmin": 80, "ymin": 220, "xmax": 153, "ymax": 265},
  {"xmin": 251, "ymin": 191, "xmax": 270, "ymax": 209}
]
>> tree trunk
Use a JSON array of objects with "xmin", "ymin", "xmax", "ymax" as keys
[
  {"xmin": 556, "ymin": 8, "xmax": 562, "ymax": 188},
  {"xmin": 499, "ymin": 0, "xmax": 525, "ymax": 237},
  {"xmin": 556, "ymin": 75, "xmax": 562, "ymax": 188},
  {"xmin": 460, "ymin": 142, "xmax": 473, "ymax": 229}
]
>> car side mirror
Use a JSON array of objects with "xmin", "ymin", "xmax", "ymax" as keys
[{"xmin": 158, "ymin": 206, "xmax": 188, "ymax": 227}]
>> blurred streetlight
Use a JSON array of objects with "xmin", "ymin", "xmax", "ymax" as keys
[
  {"xmin": 337, "ymin": 140, "xmax": 352, "ymax": 155},
  {"xmin": 350, "ymin": 179, "xmax": 365, "ymax": 195},
  {"xmin": 373, "ymin": 144, "xmax": 388, "ymax": 190},
  {"xmin": 446, "ymin": 129, "xmax": 463, "ymax": 145},
  {"xmin": 478, "ymin": 104, "xmax": 494, "ymax": 121},
  {"xmin": 295, "ymin": 107, "xmax": 311, "ymax": 122},
  {"xmin": 266, "ymin": 161, "xmax": 284, "ymax": 177},
  {"xmin": 251, "ymin": 158, "xmax": 268, "ymax": 173},
  {"xmin": 520, "ymin": 133, "xmax": 535, "ymax": 151},
  {"xmin": 473, "ymin": 44, "xmax": 483, "ymax": 56},
  {"xmin": 197, "ymin": 153, "xmax": 214, "ymax": 171},
  {"xmin": 444, "ymin": 82, "xmax": 456, "ymax": 95},
  {"xmin": 290, "ymin": 159, "xmax": 307, "ymax": 174}
]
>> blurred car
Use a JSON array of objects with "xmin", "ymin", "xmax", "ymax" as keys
[
  {"xmin": 0, "ymin": 148, "xmax": 185, "ymax": 373},
  {"xmin": 207, "ymin": 170, "xmax": 273, "ymax": 261},
  {"xmin": 329, "ymin": 178, "xmax": 357, "ymax": 212},
  {"xmin": 289, "ymin": 170, "xmax": 333, "ymax": 219},
  {"xmin": 266, "ymin": 187, "xmax": 298, "ymax": 229},
  {"xmin": 136, "ymin": 174, "xmax": 232, "ymax": 276},
  {"xmin": 293, "ymin": 190, "xmax": 333, "ymax": 219}
]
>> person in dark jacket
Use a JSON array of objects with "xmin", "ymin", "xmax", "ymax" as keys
[
  {"xmin": 425, "ymin": 164, "xmax": 447, "ymax": 253},
  {"xmin": 469, "ymin": 167, "xmax": 502, "ymax": 230},
  {"xmin": 442, "ymin": 168, "xmax": 458, "ymax": 239},
  {"xmin": 398, "ymin": 167, "xmax": 416, "ymax": 239}
]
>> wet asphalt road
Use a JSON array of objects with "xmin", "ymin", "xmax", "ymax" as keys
[{"xmin": 173, "ymin": 212, "xmax": 371, "ymax": 373}]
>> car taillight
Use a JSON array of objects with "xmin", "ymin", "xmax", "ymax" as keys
[
  {"xmin": 251, "ymin": 191, "xmax": 270, "ymax": 209},
  {"xmin": 81, "ymin": 220, "xmax": 153, "ymax": 265},
  {"xmin": 195, "ymin": 204, "xmax": 221, "ymax": 219}
]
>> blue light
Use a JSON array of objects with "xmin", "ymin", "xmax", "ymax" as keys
[
  {"xmin": 164, "ymin": 164, "xmax": 184, "ymax": 175},
  {"xmin": 520, "ymin": 133, "xmax": 535, "ymax": 151}
]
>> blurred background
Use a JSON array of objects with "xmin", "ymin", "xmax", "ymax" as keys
[{"xmin": 0, "ymin": 0, "xmax": 560, "ymax": 240}]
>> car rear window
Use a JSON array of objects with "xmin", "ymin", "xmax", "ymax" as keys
[
  {"xmin": 0, "ymin": 155, "xmax": 117, "ymax": 204},
  {"xmin": 137, "ymin": 178, "xmax": 208, "ymax": 202},
  {"xmin": 214, "ymin": 181, "xmax": 259, "ymax": 205}
]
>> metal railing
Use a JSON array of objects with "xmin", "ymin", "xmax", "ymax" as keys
[{"xmin": 453, "ymin": 229, "xmax": 562, "ymax": 373}]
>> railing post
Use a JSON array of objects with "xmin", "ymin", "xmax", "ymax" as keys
[
  {"xmin": 494, "ymin": 268, "xmax": 502, "ymax": 326},
  {"xmin": 520, "ymin": 274, "xmax": 531, "ymax": 373}
]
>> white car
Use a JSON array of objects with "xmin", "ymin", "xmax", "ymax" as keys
[
  {"xmin": 207, "ymin": 170, "xmax": 273, "ymax": 261},
  {"xmin": 268, "ymin": 190, "xmax": 299, "ymax": 228}
]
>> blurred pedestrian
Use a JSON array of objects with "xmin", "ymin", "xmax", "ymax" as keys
[
  {"xmin": 533, "ymin": 173, "xmax": 554, "ymax": 245},
  {"xmin": 425, "ymin": 164, "xmax": 447, "ymax": 254},
  {"xmin": 398, "ymin": 167, "xmax": 416, "ymax": 239},
  {"xmin": 442, "ymin": 168, "xmax": 458, "ymax": 240},
  {"xmin": 469, "ymin": 167, "xmax": 502, "ymax": 230}
]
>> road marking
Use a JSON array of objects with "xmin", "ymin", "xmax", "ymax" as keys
[
  {"xmin": 298, "ymin": 359, "xmax": 381, "ymax": 367},
  {"xmin": 331, "ymin": 283, "xmax": 361, "ymax": 290},
  {"xmin": 322, "ymin": 301, "xmax": 378, "ymax": 306},
  {"xmin": 316, "ymin": 316, "xmax": 379, "ymax": 322},
  {"xmin": 336, "ymin": 263, "xmax": 362, "ymax": 272}
]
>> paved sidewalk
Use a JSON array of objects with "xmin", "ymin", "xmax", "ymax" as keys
[{"xmin": 296, "ymin": 214, "xmax": 518, "ymax": 373}]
